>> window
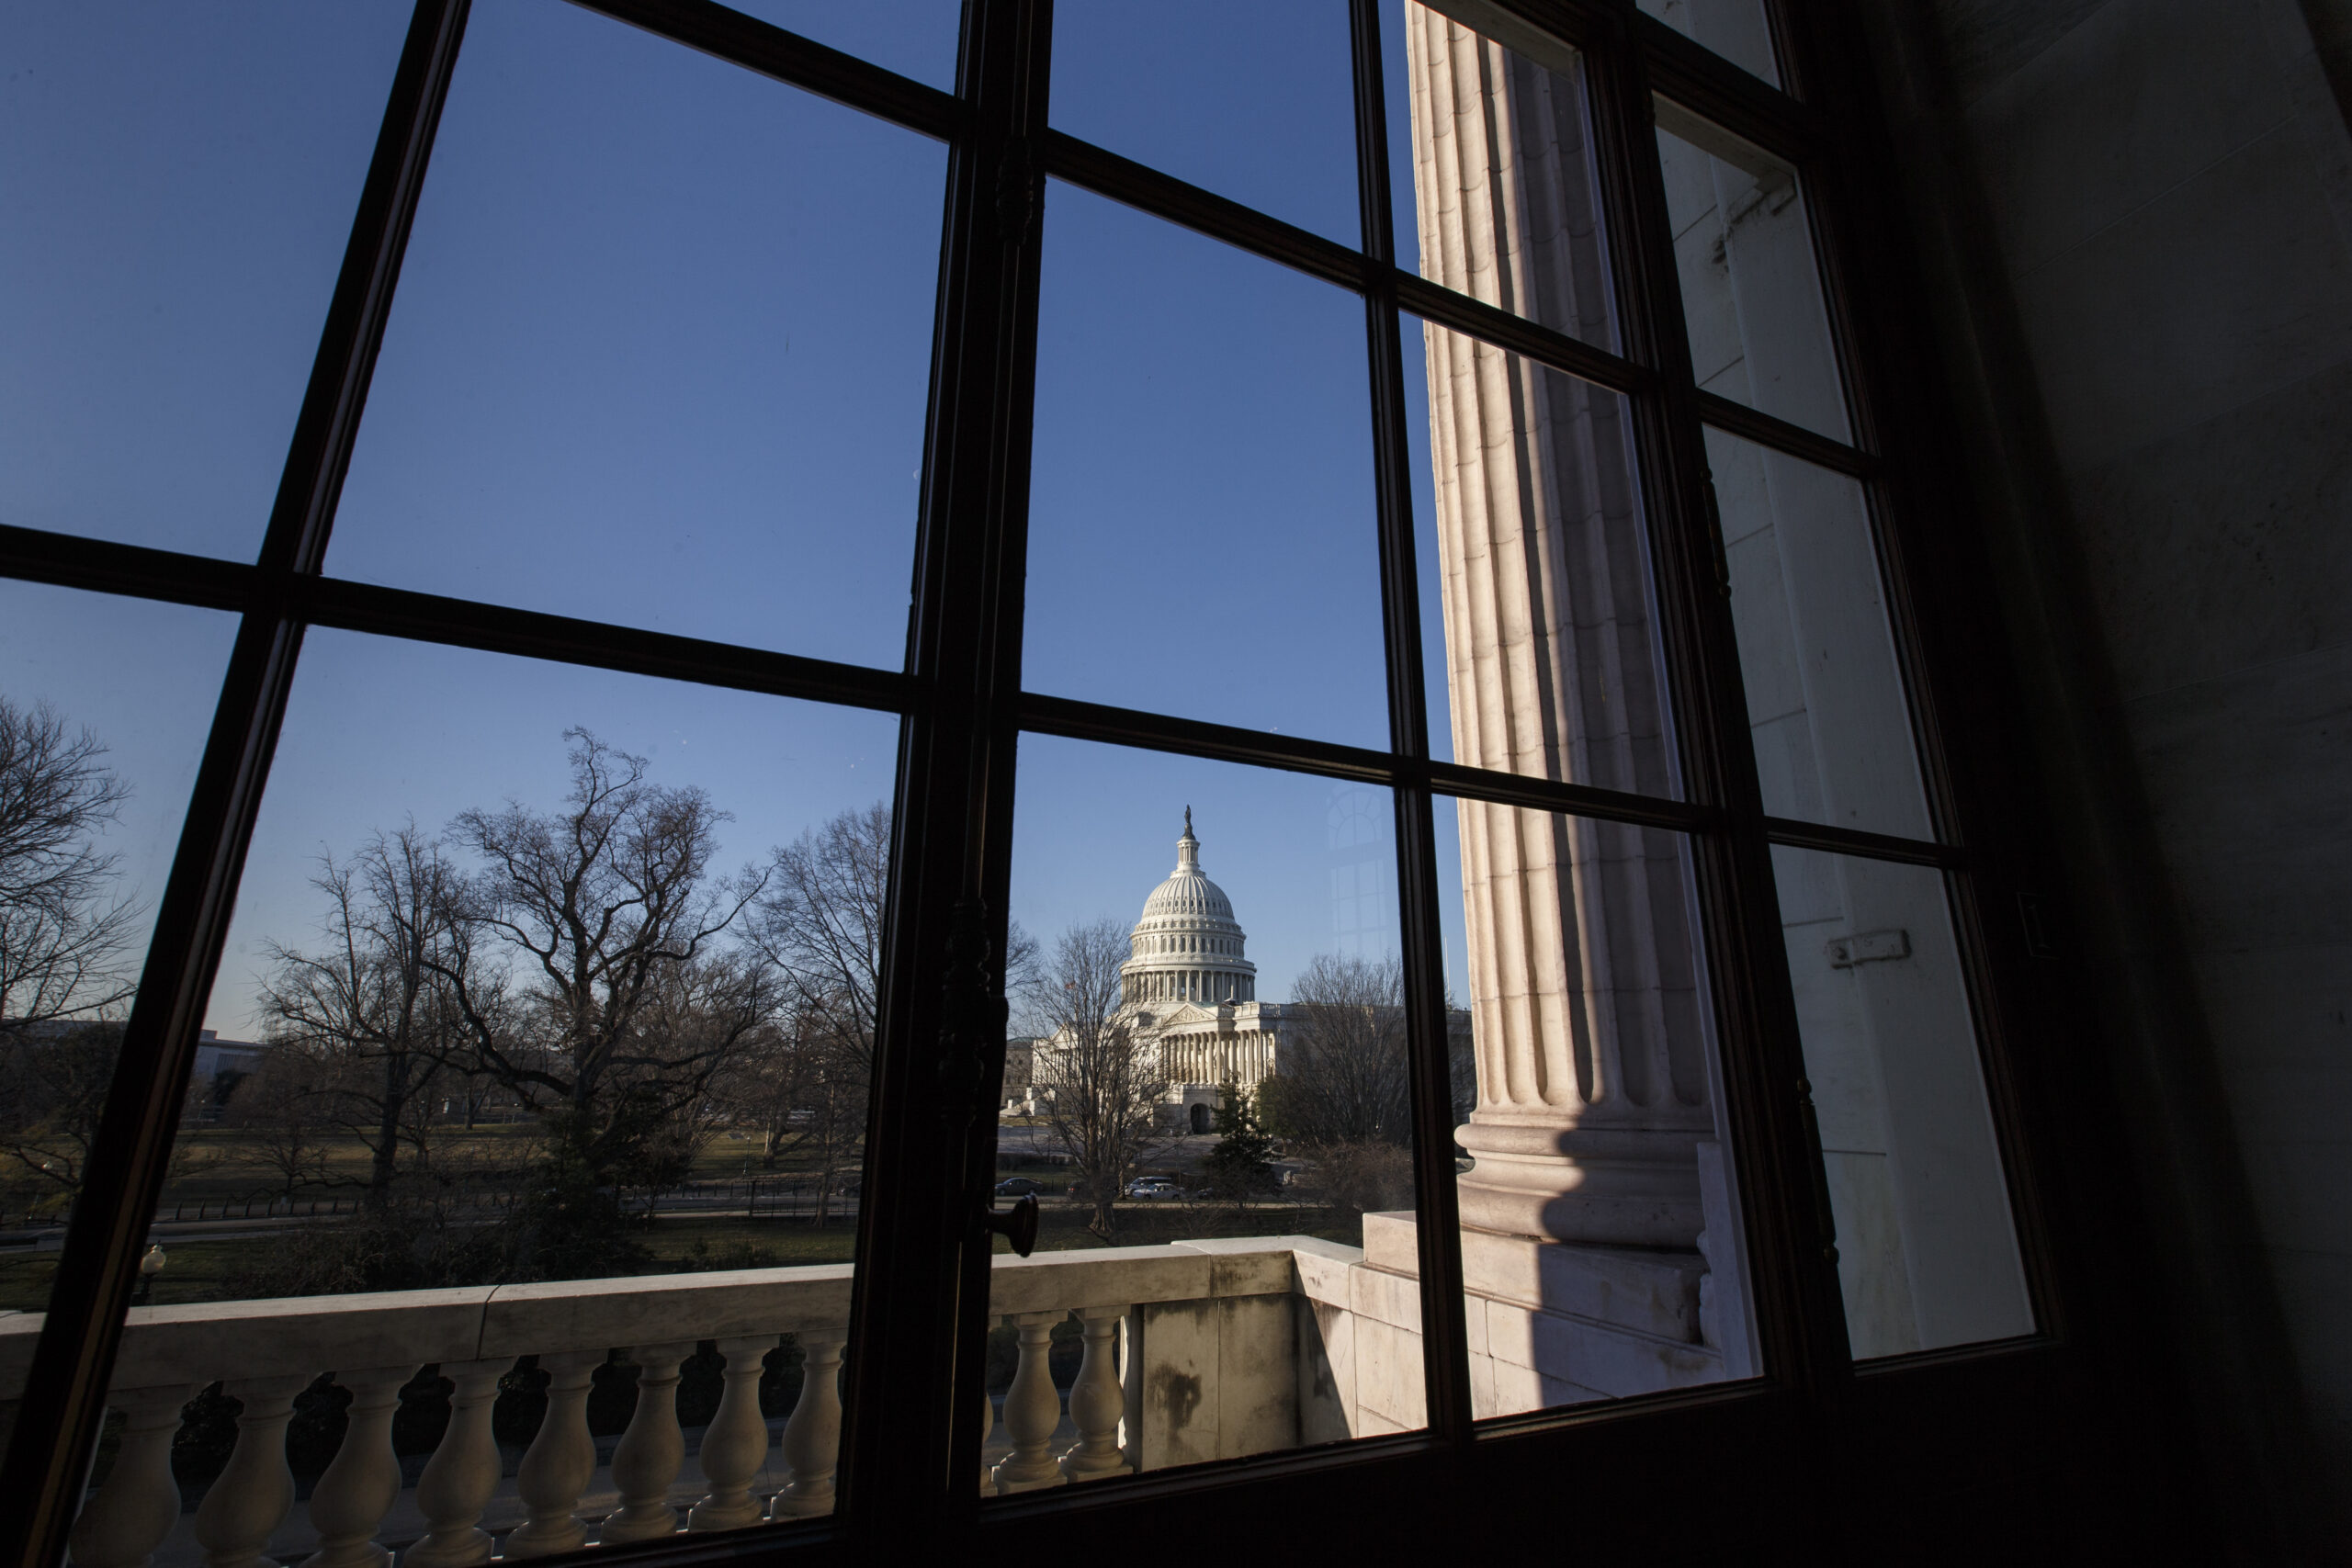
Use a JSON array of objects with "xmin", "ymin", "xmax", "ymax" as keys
[{"xmin": 2, "ymin": 2, "xmax": 2065, "ymax": 1562}]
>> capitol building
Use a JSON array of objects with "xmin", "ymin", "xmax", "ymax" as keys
[{"xmin": 1023, "ymin": 811, "xmax": 1301, "ymax": 1134}]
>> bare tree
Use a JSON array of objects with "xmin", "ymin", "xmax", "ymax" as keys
[
  {"xmin": 1298, "ymin": 1138, "xmax": 1416, "ymax": 1219},
  {"xmin": 710, "ymin": 1009, "xmax": 821, "ymax": 1169},
  {"xmin": 1001, "ymin": 919, "xmax": 1039, "ymax": 1025},
  {"xmin": 1264, "ymin": 952, "xmax": 1412, "ymax": 1147},
  {"xmin": 0, "ymin": 697, "xmax": 138, "ymax": 1034},
  {"xmin": 436, "ymin": 730, "xmax": 779, "ymax": 1186},
  {"xmin": 0, "ymin": 699, "xmax": 141, "ymax": 1213},
  {"xmin": 745, "ymin": 994, "xmax": 871, "ymax": 1223},
  {"xmin": 221, "ymin": 1042, "xmax": 335, "ymax": 1203},
  {"xmin": 754, "ymin": 804, "xmax": 888, "ymax": 1072},
  {"xmin": 611, "ymin": 947, "xmax": 779, "ymax": 1203},
  {"xmin": 741, "ymin": 800, "xmax": 1036, "ymax": 1210},
  {"xmin": 256, "ymin": 825, "xmax": 471, "ymax": 1213},
  {"xmin": 0, "ymin": 1019, "xmax": 123, "ymax": 1210},
  {"xmin": 748, "ymin": 803, "xmax": 889, "ymax": 1214},
  {"xmin": 1029, "ymin": 917, "xmax": 1168, "ymax": 1242}
]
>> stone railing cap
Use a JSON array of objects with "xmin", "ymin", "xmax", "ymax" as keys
[{"xmin": 2, "ymin": 1242, "xmax": 1352, "ymax": 1393}]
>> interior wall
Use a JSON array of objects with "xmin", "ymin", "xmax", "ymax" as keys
[{"xmin": 1858, "ymin": 0, "xmax": 2352, "ymax": 1546}]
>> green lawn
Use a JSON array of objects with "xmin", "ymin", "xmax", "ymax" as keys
[
  {"xmin": 136, "ymin": 1126, "xmax": 841, "ymax": 1209},
  {"xmin": 15, "ymin": 1125, "xmax": 1073, "ymax": 1230}
]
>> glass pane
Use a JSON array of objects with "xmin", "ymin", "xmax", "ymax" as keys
[
  {"xmin": 78, "ymin": 632, "xmax": 899, "ymax": 1555},
  {"xmin": 1656, "ymin": 102, "xmax": 1849, "ymax": 443},
  {"xmin": 989, "ymin": 736, "xmax": 1427, "ymax": 1486},
  {"xmin": 1769, "ymin": 847, "xmax": 2032, "ymax": 1357},
  {"xmin": 1, "ymin": 2, "xmax": 412, "ymax": 558},
  {"xmin": 326, "ymin": 0, "xmax": 944, "ymax": 671},
  {"xmin": 1052, "ymin": 0, "xmax": 1358, "ymax": 247},
  {"xmin": 1024, "ymin": 184, "xmax": 1386, "ymax": 747},
  {"xmin": 1708, "ymin": 425, "xmax": 1932, "ymax": 840},
  {"xmin": 1431, "ymin": 795, "xmax": 1758, "ymax": 1416},
  {"xmin": 1636, "ymin": 0, "xmax": 1781, "ymax": 90},
  {"xmin": 730, "ymin": 0, "xmax": 962, "ymax": 92},
  {"xmin": 0, "ymin": 582, "xmax": 236, "ymax": 1397},
  {"xmin": 1389, "ymin": 3, "xmax": 1620, "ymax": 352},
  {"xmin": 1407, "ymin": 317, "xmax": 1680, "ymax": 797}
]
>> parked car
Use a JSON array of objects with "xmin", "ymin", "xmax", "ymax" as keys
[
  {"xmin": 1124, "ymin": 1177, "xmax": 1178, "ymax": 1200},
  {"xmin": 994, "ymin": 1176, "xmax": 1046, "ymax": 1197}
]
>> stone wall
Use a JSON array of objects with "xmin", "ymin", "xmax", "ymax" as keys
[
  {"xmin": 1871, "ymin": 0, "xmax": 2352, "ymax": 1531},
  {"xmin": 1289, "ymin": 1214, "xmax": 1731, "ymax": 1432}
]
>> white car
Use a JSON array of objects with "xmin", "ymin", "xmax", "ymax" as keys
[{"xmin": 1124, "ymin": 1177, "xmax": 1178, "ymax": 1200}]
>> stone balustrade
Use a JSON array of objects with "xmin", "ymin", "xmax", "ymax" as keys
[
  {"xmin": 0, "ymin": 1235, "xmax": 1404, "ymax": 1568},
  {"xmin": 0, "ymin": 1221, "xmax": 1736, "ymax": 1566}
]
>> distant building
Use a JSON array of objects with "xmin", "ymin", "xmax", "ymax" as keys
[
  {"xmin": 1023, "ymin": 812, "xmax": 1302, "ymax": 1134},
  {"xmin": 192, "ymin": 1029, "xmax": 266, "ymax": 1087},
  {"xmin": 187, "ymin": 1029, "xmax": 266, "ymax": 1120}
]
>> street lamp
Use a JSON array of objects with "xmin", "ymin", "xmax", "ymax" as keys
[{"xmin": 133, "ymin": 1243, "xmax": 166, "ymax": 1305}]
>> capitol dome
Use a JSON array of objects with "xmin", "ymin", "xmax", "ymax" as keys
[{"xmin": 1122, "ymin": 809, "xmax": 1256, "ymax": 1007}]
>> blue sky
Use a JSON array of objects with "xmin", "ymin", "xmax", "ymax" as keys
[{"xmin": 1, "ymin": 0, "xmax": 1475, "ymax": 1039}]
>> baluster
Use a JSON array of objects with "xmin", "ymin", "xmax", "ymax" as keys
[
  {"xmin": 978, "ymin": 1378, "xmax": 997, "ymax": 1496},
  {"xmin": 193, "ymin": 1374, "xmax": 311, "ymax": 1568},
  {"xmin": 504, "ymin": 1350, "xmax": 603, "ymax": 1558},
  {"xmin": 1058, "ymin": 1305, "xmax": 1128, "ymax": 1480},
  {"xmin": 69, "ymin": 1384, "xmax": 196, "ymax": 1568},
  {"xmin": 686, "ymin": 1336, "xmax": 776, "ymax": 1531},
  {"xmin": 599, "ymin": 1341, "xmax": 695, "ymax": 1543},
  {"xmin": 302, "ymin": 1365, "xmax": 415, "ymax": 1568},
  {"xmin": 405, "ymin": 1359, "xmax": 509, "ymax": 1568},
  {"xmin": 769, "ymin": 1330, "xmax": 845, "ymax": 1520},
  {"xmin": 989, "ymin": 1313, "xmax": 1068, "ymax": 1495}
]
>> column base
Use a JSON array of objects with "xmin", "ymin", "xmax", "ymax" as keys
[{"xmin": 1452, "ymin": 1120, "xmax": 1706, "ymax": 1247}]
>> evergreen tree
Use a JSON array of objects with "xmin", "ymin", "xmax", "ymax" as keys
[{"xmin": 1199, "ymin": 1081, "xmax": 1280, "ymax": 1206}]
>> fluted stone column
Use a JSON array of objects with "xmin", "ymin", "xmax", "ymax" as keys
[{"xmin": 1408, "ymin": 5, "xmax": 1713, "ymax": 1248}]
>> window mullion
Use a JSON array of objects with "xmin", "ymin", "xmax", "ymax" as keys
[
  {"xmin": 1349, "ymin": 0, "xmax": 1476, "ymax": 1454},
  {"xmin": 833, "ymin": 0, "xmax": 1051, "ymax": 1546},
  {"xmin": 1578, "ymin": 6, "xmax": 1860, "ymax": 1407}
]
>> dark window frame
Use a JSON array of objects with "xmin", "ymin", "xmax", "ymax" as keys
[{"xmin": 0, "ymin": 0, "xmax": 2125, "ymax": 1562}]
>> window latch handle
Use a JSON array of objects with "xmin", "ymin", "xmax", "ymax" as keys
[{"xmin": 981, "ymin": 1191, "xmax": 1039, "ymax": 1257}]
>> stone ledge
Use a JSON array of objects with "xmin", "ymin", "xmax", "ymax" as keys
[
  {"xmin": 1276, "ymin": 1237, "xmax": 1362, "ymax": 1309},
  {"xmin": 480, "ymin": 1266, "xmax": 853, "ymax": 1357},
  {"xmin": 1170, "ymin": 1238, "xmax": 1296, "ymax": 1298},
  {"xmin": 989, "ymin": 1246, "xmax": 1207, "ymax": 1314},
  {"xmin": 1, "ymin": 1245, "xmax": 1335, "ymax": 1396},
  {"xmin": 124, "ymin": 1289, "xmax": 495, "ymax": 1388}
]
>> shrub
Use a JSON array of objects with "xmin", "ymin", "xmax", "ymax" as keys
[{"xmin": 1300, "ymin": 1139, "xmax": 1415, "ymax": 1217}]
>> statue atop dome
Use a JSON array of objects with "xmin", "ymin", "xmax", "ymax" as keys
[{"xmin": 1174, "ymin": 809, "xmax": 1203, "ymax": 874}]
